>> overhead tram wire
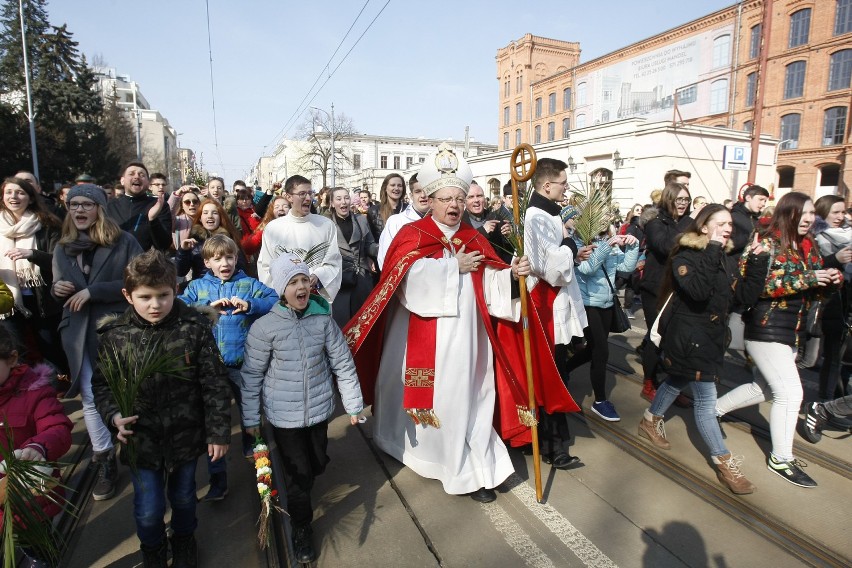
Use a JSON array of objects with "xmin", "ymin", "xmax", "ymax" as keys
[
  {"xmin": 266, "ymin": 0, "xmax": 373, "ymax": 149},
  {"xmin": 266, "ymin": 0, "xmax": 392, "ymax": 152},
  {"xmin": 205, "ymin": 0, "xmax": 225, "ymax": 174}
]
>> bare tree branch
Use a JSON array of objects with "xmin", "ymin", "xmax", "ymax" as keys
[{"xmin": 295, "ymin": 109, "xmax": 357, "ymax": 188}]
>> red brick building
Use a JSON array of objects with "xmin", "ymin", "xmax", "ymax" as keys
[{"xmin": 497, "ymin": 0, "xmax": 852, "ymax": 198}]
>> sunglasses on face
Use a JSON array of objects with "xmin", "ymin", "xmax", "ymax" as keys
[{"xmin": 183, "ymin": 199, "xmax": 200, "ymax": 205}]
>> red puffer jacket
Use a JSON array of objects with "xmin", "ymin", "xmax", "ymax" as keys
[{"xmin": 0, "ymin": 364, "xmax": 73, "ymax": 521}]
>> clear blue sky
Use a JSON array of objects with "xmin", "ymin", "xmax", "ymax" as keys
[{"xmin": 47, "ymin": 0, "xmax": 732, "ymax": 183}]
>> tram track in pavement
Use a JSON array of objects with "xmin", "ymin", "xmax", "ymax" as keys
[{"xmin": 579, "ymin": 336, "xmax": 851, "ymax": 568}]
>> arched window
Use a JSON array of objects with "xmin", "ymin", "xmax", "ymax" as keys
[
  {"xmin": 562, "ymin": 118, "xmax": 570, "ymax": 138},
  {"xmin": 577, "ymin": 83, "xmax": 587, "ymax": 105},
  {"xmin": 535, "ymin": 97, "xmax": 542, "ymax": 118},
  {"xmin": 745, "ymin": 72, "xmax": 757, "ymax": 107},
  {"xmin": 563, "ymin": 87, "xmax": 572, "ymax": 110},
  {"xmin": 777, "ymin": 166, "xmax": 795, "ymax": 189},
  {"xmin": 710, "ymin": 79, "xmax": 728, "ymax": 113},
  {"xmin": 820, "ymin": 164, "xmax": 841, "ymax": 187},
  {"xmin": 488, "ymin": 178, "xmax": 501, "ymax": 198},
  {"xmin": 589, "ymin": 169, "xmax": 613, "ymax": 194},
  {"xmin": 783, "ymin": 61, "xmax": 806, "ymax": 99},
  {"xmin": 837, "ymin": 0, "xmax": 852, "ymax": 35},
  {"xmin": 749, "ymin": 24, "xmax": 762, "ymax": 59},
  {"xmin": 823, "ymin": 106, "xmax": 848, "ymax": 145},
  {"xmin": 601, "ymin": 110, "xmax": 610, "ymax": 122},
  {"xmin": 502, "ymin": 132, "xmax": 509, "ymax": 151},
  {"xmin": 828, "ymin": 49, "xmax": 852, "ymax": 91},
  {"xmin": 547, "ymin": 121, "xmax": 555, "ymax": 141},
  {"xmin": 576, "ymin": 114, "xmax": 586, "ymax": 128},
  {"xmin": 515, "ymin": 129, "xmax": 522, "ymax": 146},
  {"xmin": 534, "ymin": 125, "xmax": 542, "ymax": 144},
  {"xmin": 743, "ymin": 120, "xmax": 753, "ymax": 133},
  {"xmin": 780, "ymin": 113, "xmax": 801, "ymax": 148},
  {"xmin": 712, "ymin": 34, "xmax": 731, "ymax": 68},
  {"xmin": 789, "ymin": 8, "xmax": 811, "ymax": 47}
]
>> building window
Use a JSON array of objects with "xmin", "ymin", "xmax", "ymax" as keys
[
  {"xmin": 353, "ymin": 154, "xmax": 361, "ymax": 170},
  {"xmin": 709, "ymin": 79, "xmax": 728, "ymax": 113},
  {"xmin": 393, "ymin": 156, "xmax": 400, "ymax": 169},
  {"xmin": 504, "ymin": 80, "xmax": 510, "ymax": 98},
  {"xmin": 406, "ymin": 156, "xmax": 413, "ymax": 169},
  {"xmin": 563, "ymin": 87, "xmax": 571, "ymax": 110},
  {"xmin": 503, "ymin": 106, "xmax": 510, "ymax": 126},
  {"xmin": 547, "ymin": 121, "xmax": 555, "ymax": 141},
  {"xmin": 677, "ymin": 84, "xmax": 697, "ymax": 105},
  {"xmin": 562, "ymin": 118, "xmax": 570, "ymax": 138},
  {"xmin": 535, "ymin": 97, "xmax": 542, "ymax": 118},
  {"xmin": 419, "ymin": 157, "xmax": 425, "ymax": 163},
  {"xmin": 789, "ymin": 8, "xmax": 811, "ymax": 48},
  {"xmin": 821, "ymin": 164, "xmax": 841, "ymax": 187},
  {"xmin": 838, "ymin": 0, "xmax": 852, "ymax": 35},
  {"xmin": 780, "ymin": 113, "xmax": 801, "ymax": 148},
  {"xmin": 745, "ymin": 72, "xmax": 757, "ymax": 107},
  {"xmin": 503, "ymin": 132, "xmax": 509, "ymax": 150},
  {"xmin": 823, "ymin": 106, "xmax": 848, "ymax": 145},
  {"xmin": 516, "ymin": 71, "xmax": 523, "ymax": 94},
  {"xmin": 516, "ymin": 102, "xmax": 522, "ymax": 122},
  {"xmin": 749, "ymin": 24, "xmax": 762, "ymax": 59},
  {"xmin": 828, "ymin": 49, "xmax": 852, "ymax": 91},
  {"xmin": 576, "ymin": 114, "xmax": 586, "ymax": 128},
  {"xmin": 601, "ymin": 110, "xmax": 610, "ymax": 122},
  {"xmin": 778, "ymin": 166, "xmax": 795, "ymax": 189},
  {"xmin": 712, "ymin": 34, "xmax": 731, "ymax": 68},
  {"xmin": 783, "ymin": 61, "xmax": 806, "ymax": 99},
  {"xmin": 548, "ymin": 92, "xmax": 556, "ymax": 114},
  {"xmin": 577, "ymin": 82, "xmax": 587, "ymax": 105},
  {"xmin": 380, "ymin": 155, "xmax": 387, "ymax": 169},
  {"xmin": 534, "ymin": 125, "xmax": 541, "ymax": 144},
  {"xmin": 743, "ymin": 120, "xmax": 753, "ymax": 133},
  {"xmin": 515, "ymin": 129, "xmax": 522, "ymax": 146}
]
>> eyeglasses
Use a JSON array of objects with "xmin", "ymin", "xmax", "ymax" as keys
[
  {"xmin": 182, "ymin": 199, "xmax": 200, "ymax": 205},
  {"xmin": 290, "ymin": 191, "xmax": 314, "ymax": 199},
  {"xmin": 434, "ymin": 196, "xmax": 466, "ymax": 205},
  {"xmin": 67, "ymin": 201, "xmax": 97, "ymax": 211},
  {"xmin": 675, "ymin": 197, "xmax": 691, "ymax": 204},
  {"xmin": 548, "ymin": 179, "xmax": 569, "ymax": 187},
  {"xmin": 150, "ymin": 182, "xmax": 166, "ymax": 187}
]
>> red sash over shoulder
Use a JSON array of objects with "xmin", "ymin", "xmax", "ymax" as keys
[{"xmin": 343, "ymin": 217, "xmax": 579, "ymax": 447}]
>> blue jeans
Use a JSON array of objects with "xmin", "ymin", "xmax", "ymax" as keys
[
  {"xmin": 131, "ymin": 460, "xmax": 198, "ymax": 547},
  {"xmin": 649, "ymin": 376, "xmax": 728, "ymax": 457}
]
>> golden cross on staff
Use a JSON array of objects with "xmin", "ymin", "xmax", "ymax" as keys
[{"xmin": 509, "ymin": 143, "xmax": 544, "ymax": 504}]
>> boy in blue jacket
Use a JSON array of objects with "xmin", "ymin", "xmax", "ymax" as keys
[{"xmin": 178, "ymin": 234, "xmax": 278, "ymax": 500}]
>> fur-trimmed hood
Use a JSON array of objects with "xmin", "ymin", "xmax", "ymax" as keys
[
  {"xmin": 678, "ymin": 231, "xmax": 735, "ymax": 253},
  {"xmin": 811, "ymin": 215, "xmax": 829, "ymax": 236},
  {"xmin": 639, "ymin": 205, "xmax": 658, "ymax": 228}
]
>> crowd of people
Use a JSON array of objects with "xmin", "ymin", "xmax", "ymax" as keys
[{"xmin": 0, "ymin": 150, "xmax": 849, "ymax": 567}]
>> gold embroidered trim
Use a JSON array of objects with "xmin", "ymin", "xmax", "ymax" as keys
[{"xmin": 404, "ymin": 367, "xmax": 435, "ymax": 387}]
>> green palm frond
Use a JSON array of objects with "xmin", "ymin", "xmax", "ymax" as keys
[
  {"xmin": 0, "ymin": 428, "xmax": 75, "ymax": 568},
  {"xmin": 503, "ymin": 182, "xmax": 532, "ymax": 256},
  {"xmin": 98, "ymin": 335, "xmax": 189, "ymax": 472},
  {"xmin": 571, "ymin": 178, "xmax": 613, "ymax": 246},
  {"xmin": 272, "ymin": 243, "xmax": 331, "ymax": 270}
]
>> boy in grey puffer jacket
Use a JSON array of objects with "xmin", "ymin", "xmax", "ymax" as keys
[{"xmin": 240, "ymin": 252, "xmax": 363, "ymax": 565}]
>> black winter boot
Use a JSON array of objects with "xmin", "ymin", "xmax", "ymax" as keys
[
  {"xmin": 140, "ymin": 539, "xmax": 168, "ymax": 568},
  {"xmin": 201, "ymin": 471, "xmax": 228, "ymax": 501},
  {"xmin": 292, "ymin": 524, "xmax": 317, "ymax": 564},
  {"xmin": 170, "ymin": 533, "xmax": 198, "ymax": 568},
  {"xmin": 92, "ymin": 448, "xmax": 118, "ymax": 501}
]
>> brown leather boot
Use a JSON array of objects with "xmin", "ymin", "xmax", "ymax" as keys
[
  {"xmin": 713, "ymin": 454, "xmax": 755, "ymax": 495},
  {"xmin": 638, "ymin": 411, "xmax": 671, "ymax": 450},
  {"xmin": 640, "ymin": 379, "xmax": 656, "ymax": 402}
]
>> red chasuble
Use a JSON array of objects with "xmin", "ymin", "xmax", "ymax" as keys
[{"xmin": 343, "ymin": 216, "xmax": 579, "ymax": 447}]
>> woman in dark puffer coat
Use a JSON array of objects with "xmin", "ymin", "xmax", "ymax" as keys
[{"xmin": 638, "ymin": 204, "xmax": 768, "ymax": 495}]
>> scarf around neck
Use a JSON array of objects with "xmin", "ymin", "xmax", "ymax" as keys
[{"xmin": 0, "ymin": 211, "xmax": 44, "ymax": 317}]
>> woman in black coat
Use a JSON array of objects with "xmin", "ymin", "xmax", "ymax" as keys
[
  {"xmin": 639, "ymin": 183, "xmax": 695, "ymax": 401},
  {"xmin": 327, "ymin": 188, "xmax": 378, "ymax": 327},
  {"xmin": 638, "ymin": 204, "xmax": 768, "ymax": 494}
]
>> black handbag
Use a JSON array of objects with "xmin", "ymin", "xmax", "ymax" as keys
[
  {"xmin": 805, "ymin": 298, "xmax": 824, "ymax": 338},
  {"xmin": 602, "ymin": 265, "xmax": 631, "ymax": 333}
]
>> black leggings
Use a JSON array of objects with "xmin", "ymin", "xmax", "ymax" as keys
[
  {"xmin": 565, "ymin": 306, "xmax": 613, "ymax": 402},
  {"xmin": 640, "ymin": 290, "xmax": 662, "ymax": 385},
  {"xmin": 272, "ymin": 421, "xmax": 330, "ymax": 527}
]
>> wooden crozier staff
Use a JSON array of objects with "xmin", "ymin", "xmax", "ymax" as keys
[{"xmin": 509, "ymin": 143, "xmax": 544, "ymax": 503}]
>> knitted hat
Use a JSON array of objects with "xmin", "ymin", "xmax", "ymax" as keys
[
  {"xmin": 560, "ymin": 205, "xmax": 579, "ymax": 223},
  {"xmin": 270, "ymin": 253, "xmax": 310, "ymax": 296},
  {"xmin": 66, "ymin": 183, "xmax": 108, "ymax": 209}
]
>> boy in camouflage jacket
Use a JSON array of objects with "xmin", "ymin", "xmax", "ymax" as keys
[{"xmin": 92, "ymin": 250, "xmax": 232, "ymax": 568}]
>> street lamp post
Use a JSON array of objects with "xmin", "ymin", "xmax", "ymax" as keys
[{"xmin": 310, "ymin": 104, "xmax": 335, "ymax": 188}]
